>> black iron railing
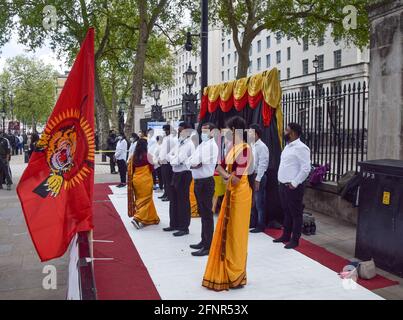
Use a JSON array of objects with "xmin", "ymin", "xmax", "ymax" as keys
[{"xmin": 282, "ymin": 81, "xmax": 368, "ymax": 182}]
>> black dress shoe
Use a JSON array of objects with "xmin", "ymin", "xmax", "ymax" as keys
[
  {"xmin": 273, "ymin": 236, "xmax": 291, "ymax": 243},
  {"xmin": 158, "ymin": 194, "xmax": 167, "ymax": 199},
  {"xmin": 284, "ymin": 240, "xmax": 299, "ymax": 249},
  {"xmin": 267, "ymin": 221, "xmax": 283, "ymax": 230},
  {"xmin": 173, "ymin": 230, "xmax": 189, "ymax": 237},
  {"xmin": 250, "ymin": 228, "xmax": 264, "ymax": 233},
  {"xmin": 161, "ymin": 197, "xmax": 169, "ymax": 202},
  {"xmin": 163, "ymin": 227, "xmax": 176, "ymax": 232},
  {"xmin": 190, "ymin": 242, "xmax": 203, "ymax": 250},
  {"xmin": 191, "ymin": 248, "xmax": 209, "ymax": 256}
]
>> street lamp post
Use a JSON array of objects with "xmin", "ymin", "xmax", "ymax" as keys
[
  {"xmin": 182, "ymin": 63, "xmax": 198, "ymax": 126},
  {"xmin": 151, "ymin": 84, "xmax": 164, "ymax": 122},
  {"xmin": 1, "ymin": 87, "xmax": 6, "ymax": 133}
]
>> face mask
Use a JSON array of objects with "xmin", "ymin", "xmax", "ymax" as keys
[
  {"xmin": 284, "ymin": 133, "xmax": 291, "ymax": 143},
  {"xmin": 201, "ymin": 133, "xmax": 209, "ymax": 142}
]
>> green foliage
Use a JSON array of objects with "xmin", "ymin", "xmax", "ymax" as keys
[{"xmin": 0, "ymin": 55, "xmax": 56, "ymax": 126}]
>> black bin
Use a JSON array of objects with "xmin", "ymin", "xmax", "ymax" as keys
[{"xmin": 355, "ymin": 159, "xmax": 403, "ymax": 277}]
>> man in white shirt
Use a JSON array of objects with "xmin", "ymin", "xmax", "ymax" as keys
[
  {"xmin": 166, "ymin": 122, "xmax": 195, "ymax": 237},
  {"xmin": 152, "ymin": 136, "xmax": 164, "ymax": 191},
  {"xmin": 248, "ymin": 124, "xmax": 270, "ymax": 233},
  {"xmin": 114, "ymin": 134, "xmax": 128, "ymax": 188},
  {"xmin": 158, "ymin": 124, "xmax": 177, "ymax": 202},
  {"xmin": 188, "ymin": 123, "xmax": 219, "ymax": 256},
  {"xmin": 274, "ymin": 123, "xmax": 311, "ymax": 249}
]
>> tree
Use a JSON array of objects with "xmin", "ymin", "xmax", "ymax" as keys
[
  {"xmin": 0, "ymin": 0, "xmax": 14, "ymax": 49},
  {"xmin": 204, "ymin": 0, "xmax": 370, "ymax": 79},
  {"xmin": 0, "ymin": 55, "xmax": 56, "ymax": 132},
  {"xmin": 10, "ymin": 0, "xmax": 130, "ymax": 149},
  {"xmin": 124, "ymin": 0, "xmax": 187, "ymax": 136}
]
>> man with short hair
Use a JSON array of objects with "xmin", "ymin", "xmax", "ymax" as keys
[
  {"xmin": 158, "ymin": 124, "xmax": 177, "ymax": 203},
  {"xmin": 107, "ymin": 129, "xmax": 117, "ymax": 174},
  {"xmin": 274, "ymin": 123, "xmax": 311, "ymax": 249},
  {"xmin": 189, "ymin": 122, "xmax": 219, "ymax": 256},
  {"xmin": 248, "ymin": 124, "xmax": 270, "ymax": 233},
  {"xmin": 0, "ymin": 132, "xmax": 12, "ymax": 190},
  {"xmin": 167, "ymin": 122, "xmax": 195, "ymax": 237}
]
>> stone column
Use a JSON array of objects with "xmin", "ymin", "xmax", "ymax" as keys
[
  {"xmin": 133, "ymin": 104, "xmax": 145, "ymax": 134},
  {"xmin": 367, "ymin": 0, "xmax": 403, "ymax": 160}
]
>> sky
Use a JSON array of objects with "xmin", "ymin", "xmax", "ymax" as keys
[{"xmin": 0, "ymin": 29, "xmax": 67, "ymax": 73}]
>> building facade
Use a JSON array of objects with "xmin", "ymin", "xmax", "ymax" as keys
[{"xmin": 143, "ymin": 27, "xmax": 369, "ymax": 123}]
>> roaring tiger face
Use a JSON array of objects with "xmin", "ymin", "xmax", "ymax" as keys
[{"xmin": 46, "ymin": 127, "xmax": 77, "ymax": 173}]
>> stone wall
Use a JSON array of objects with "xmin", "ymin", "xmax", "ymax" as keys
[{"xmin": 303, "ymin": 182, "xmax": 358, "ymax": 225}]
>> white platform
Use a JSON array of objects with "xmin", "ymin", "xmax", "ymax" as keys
[{"xmin": 107, "ymin": 185, "xmax": 382, "ymax": 300}]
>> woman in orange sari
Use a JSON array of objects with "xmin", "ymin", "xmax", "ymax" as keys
[
  {"xmin": 202, "ymin": 116, "xmax": 253, "ymax": 291},
  {"xmin": 127, "ymin": 138, "xmax": 160, "ymax": 229}
]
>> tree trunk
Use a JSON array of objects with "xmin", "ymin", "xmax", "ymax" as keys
[
  {"xmin": 237, "ymin": 48, "xmax": 250, "ymax": 79},
  {"xmin": 94, "ymin": 67, "xmax": 110, "ymax": 151},
  {"xmin": 125, "ymin": 23, "xmax": 149, "ymax": 137},
  {"xmin": 110, "ymin": 75, "xmax": 119, "ymax": 132}
]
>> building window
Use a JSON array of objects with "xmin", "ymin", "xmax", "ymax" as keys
[
  {"xmin": 234, "ymin": 66, "xmax": 237, "ymax": 78},
  {"xmin": 257, "ymin": 57, "xmax": 261, "ymax": 71},
  {"xmin": 287, "ymin": 67, "xmax": 291, "ymax": 79},
  {"xmin": 222, "ymin": 43, "xmax": 224, "ymax": 52},
  {"xmin": 317, "ymin": 54, "xmax": 324, "ymax": 72},
  {"xmin": 227, "ymin": 53, "xmax": 230, "ymax": 64},
  {"xmin": 234, "ymin": 51, "xmax": 238, "ymax": 63},
  {"xmin": 221, "ymin": 57, "xmax": 224, "ymax": 66},
  {"xmin": 248, "ymin": 60, "xmax": 252, "ymax": 73},
  {"xmin": 221, "ymin": 71, "xmax": 224, "ymax": 81},
  {"xmin": 318, "ymin": 35, "xmax": 324, "ymax": 46},
  {"xmin": 266, "ymin": 36, "xmax": 271, "ymax": 49},
  {"xmin": 227, "ymin": 69, "xmax": 230, "ymax": 80},
  {"xmin": 303, "ymin": 36, "xmax": 309, "ymax": 51},
  {"xmin": 287, "ymin": 47, "xmax": 291, "ymax": 60},
  {"xmin": 276, "ymin": 32, "xmax": 281, "ymax": 44},
  {"xmin": 276, "ymin": 50, "xmax": 281, "ymax": 64},
  {"xmin": 257, "ymin": 40, "xmax": 261, "ymax": 53},
  {"xmin": 302, "ymin": 59, "xmax": 309, "ymax": 75},
  {"xmin": 266, "ymin": 54, "xmax": 271, "ymax": 68},
  {"xmin": 278, "ymin": 70, "xmax": 281, "ymax": 79},
  {"xmin": 334, "ymin": 50, "xmax": 342, "ymax": 68},
  {"xmin": 228, "ymin": 39, "xmax": 231, "ymax": 49}
]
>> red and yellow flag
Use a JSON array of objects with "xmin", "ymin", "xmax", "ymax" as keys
[{"xmin": 17, "ymin": 29, "xmax": 95, "ymax": 262}]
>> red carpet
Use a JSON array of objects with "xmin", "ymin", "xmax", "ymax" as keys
[
  {"xmin": 92, "ymin": 183, "xmax": 160, "ymax": 300},
  {"xmin": 265, "ymin": 229, "xmax": 399, "ymax": 291}
]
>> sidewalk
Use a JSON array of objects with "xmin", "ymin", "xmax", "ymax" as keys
[{"xmin": 0, "ymin": 154, "xmax": 402, "ymax": 299}]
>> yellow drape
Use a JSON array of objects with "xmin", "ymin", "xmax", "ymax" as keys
[
  {"xmin": 202, "ymin": 143, "xmax": 252, "ymax": 291},
  {"xmin": 127, "ymin": 158, "xmax": 160, "ymax": 225},
  {"xmin": 248, "ymin": 73, "xmax": 263, "ymax": 97},
  {"xmin": 233, "ymin": 77, "xmax": 248, "ymax": 100}
]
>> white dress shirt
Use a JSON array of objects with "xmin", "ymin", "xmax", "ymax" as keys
[
  {"xmin": 115, "ymin": 139, "xmax": 128, "ymax": 161},
  {"xmin": 152, "ymin": 144, "xmax": 161, "ymax": 169},
  {"xmin": 127, "ymin": 141, "xmax": 137, "ymax": 161},
  {"xmin": 158, "ymin": 134, "xmax": 178, "ymax": 164},
  {"xmin": 168, "ymin": 137, "xmax": 195, "ymax": 173},
  {"xmin": 251, "ymin": 139, "xmax": 270, "ymax": 182},
  {"xmin": 189, "ymin": 138, "xmax": 219, "ymax": 179},
  {"xmin": 278, "ymin": 138, "xmax": 311, "ymax": 188}
]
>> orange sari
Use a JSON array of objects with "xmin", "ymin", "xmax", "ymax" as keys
[
  {"xmin": 202, "ymin": 143, "xmax": 252, "ymax": 291},
  {"xmin": 127, "ymin": 156, "xmax": 160, "ymax": 225}
]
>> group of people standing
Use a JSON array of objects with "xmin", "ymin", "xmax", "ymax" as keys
[{"xmin": 121, "ymin": 115, "xmax": 311, "ymax": 292}]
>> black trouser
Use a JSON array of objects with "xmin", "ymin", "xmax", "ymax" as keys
[
  {"xmin": 194, "ymin": 177, "xmax": 215, "ymax": 249},
  {"xmin": 116, "ymin": 159, "xmax": 127, "ymax": 184},
  {"xmin": 0, "ymin": 157, "xmax": 12, "ymax": 185},
  {"xmin": 108, "ymin": 154, "xmax": 116, "ymax": 173},
  {"xmin": 161, "ymin": 163, "xmax": 173, "ymax": 199},
  {"xmin": 170, "ymin": 171, "xmax": 192, "ymax": 231},
  {"xmin": 156, "ymin": 167, "xmax": 163, "ymax": 190},
  {"xmin": 279, "ymin": 183, "xmax": 304, "ymax": 242}
]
